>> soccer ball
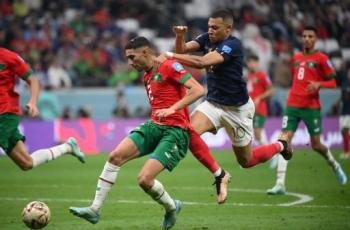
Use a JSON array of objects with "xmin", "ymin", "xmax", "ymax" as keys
[{"xmin": 22, "ymin": 201, "xmax": 51, "ymax": 229}]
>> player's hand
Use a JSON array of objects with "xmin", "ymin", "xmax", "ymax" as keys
[
  {"xmin": 172, "ymin": 26, "xmax": 188, "ymax": 35},
  {"xmin": 307, "ymin": 81, "xmax": 321, "ymax": 93},
  {"xmin": 155, "ymin": 108, "xmax": 176, "ymax": 119},
  {"xmin": 25, "ymin": 102, "xmax": 39, "ymax": 117}
]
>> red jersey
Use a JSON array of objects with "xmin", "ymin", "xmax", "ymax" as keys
[
  {"xmin": 287, "ymin": 51, "xmax": 335, "ymax": 109},
  {"xmin": 247, "ymin": 71, "xmax": 272, "ymax": 116},
  {"xmin": 0, "ymin": 48, "xmax": 32, "ymax": 115},
  {"xmin": 143, "ymin": 59, "xmax": 192, "ymax": 129}
]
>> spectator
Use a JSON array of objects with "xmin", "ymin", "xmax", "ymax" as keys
[{"xmin": 47, "ymin": 57, "xmax": 72, "ymax": 89}]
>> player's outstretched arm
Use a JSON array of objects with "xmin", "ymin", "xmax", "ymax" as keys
[
  {"xmin": 24, "ymin": 75, "xmax": 40, "ymax": 117},
  {"xmin": 154, "ymin": 76, "xmax": 204, "ymax": 118},
  {"xmin": 165, "ymin": 50, "xmax": 224, "ymax": 69}
]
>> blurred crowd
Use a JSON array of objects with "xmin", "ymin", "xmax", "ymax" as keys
[
  {"xmin": 1, "ymin": 0, "xmax": 349, "ymax": 89},
  {"xmin": 1, "ymin": 0, "xmax": 349, "ymax": 119}
]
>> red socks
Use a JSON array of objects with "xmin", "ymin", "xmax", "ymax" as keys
[
  {"xmin": 189, "ymin": 129, "xmax": 220, "ymax": 173},
  {"xmin": 246, "ymin": 143, "xmax": 282, "ymax": 168}
]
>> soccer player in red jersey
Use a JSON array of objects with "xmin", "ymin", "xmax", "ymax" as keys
[
  {"xmin": 267, "ymin": 26, "xmax": 347, "ymax": 195},
  {"xmin": 69, "ymin": 37, "xmax": 205, "ymax": 230},
  {"xmin": 0, "ymin": 48, "xmax": 85, "ymax": 170},
  {"xmin": 337, "ymin": 66, "xmax": 350, "ymax": 159},
  {"xmin": 246, "ymin": 54, "xmax": 274, "ymax": 146}
]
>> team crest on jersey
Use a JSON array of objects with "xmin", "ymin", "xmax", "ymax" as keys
[
  {"xmin": 307, "ymin": 61, "xmax": 317, "ymax": 68},
  {"xmin": 0, "ymin": 63, "xmax": 5, "ymax": 71},
  {"xmin": 172, "ymin": 62, "xmax": 184, "ymax": 73},
  {"xmin": 222, "ymin": 45, "xmax": 232, "ymax": 54},
  {"xmin": 151, "ymin": 73, "xmax": 163, "ymax": 82}
]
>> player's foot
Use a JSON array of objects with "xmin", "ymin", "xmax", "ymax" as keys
[
  {"xmin": 66, "ymin": 137, "xmax": 85, "ymax": 163},
  {"xmin": 161, "ymin": 200, "xmax": 182, "ymax": 230},
  {"xmin": 269, "ymin": 155, "xmax": 278, "ymax": 169},
  {"xmin": 339, "ymin": 152, "xmax": 350, "ymax": 160},
  {"xmin": 335, "ymin": 165, "xmax": 347, "ymax": 185},
  {"xmin": 278, "ymin": 139, "xmax": 293, "ymax": 160},
  {"xmin": 266, "ymin": 183, "xmax": 286, "ymax": 195},
  {"xmin": 69, "ymin": 206, "xmax": 100, "ymax": 224},
  {"xmin": 213, "ymin": 170, "xmax": 231, "ymax": 204}
]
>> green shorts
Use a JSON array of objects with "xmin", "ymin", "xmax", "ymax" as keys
[
  {"xmin": 282, "ymin": 106, "xmax": 322, "ymax": 136},
  {"xmin": 0, "ymin": 114, "xmax": 25, "ymax": 154},
  {"xmin": 128, "ymin": 120, "xmax": 189, "ymax": 171},
  {"xmin": 253, "ymin": 114, "xmax": 266, "ymax": 129}
]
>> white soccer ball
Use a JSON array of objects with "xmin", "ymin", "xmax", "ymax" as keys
[{"xmin": 22, "ymin": 201, "xmax": 51, "ymax": 229}]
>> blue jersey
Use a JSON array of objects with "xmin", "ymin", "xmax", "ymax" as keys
[{"xmin": 194, "ymin": 33, "xmax": 248, "ymax": 106}]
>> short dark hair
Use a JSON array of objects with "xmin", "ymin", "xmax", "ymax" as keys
[
  {"xmin": 247, "ymin": 54, "xmax": 259, "ymax": 61},
  {"xmin": 124, "ymin": 36, "xmax": 151, "ymax": 50},
  {"xmin": 303, "ymin": 25, "xmax": 318, "ymax": 35},
  {"xmin": 210, "ymin": 9, "xmax": 234, "ymax": 26}
]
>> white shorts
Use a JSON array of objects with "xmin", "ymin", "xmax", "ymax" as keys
[
  {"xmin": 194, "ymin": 98, "xmax": 255, "ymax": 147},
  {"xmin": 339, "ymin": 115, "xmax": 350, "ymax": 129}
]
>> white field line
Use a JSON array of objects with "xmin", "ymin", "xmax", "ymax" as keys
[{"xmin": 0, "ymin": 186, "xmax": 346, "ymax": 209}]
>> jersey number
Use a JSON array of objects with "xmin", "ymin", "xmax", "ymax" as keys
[
  {"xmin": 282, "ymin": 116, "xmax": 288, "ymax": 129},
  {"xmin": 146, "ymin": 82, "xmax": 154, "ymax": 101},
  {"xmin": 297, "ymin": 67, "xmax": 305, "ymax": 80}
]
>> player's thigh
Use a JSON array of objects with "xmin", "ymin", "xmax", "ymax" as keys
[
  {"xmin": 281, "ymin": 107, "xmax": 300, "ymax": 132},
  {"xmin": 8, "ymin": 140, "xmax": 33, "ymax": 168},
  {"xmin": 108, "ymin": 137, "xmax": 140, "ymax": 166},
  {"xmin": 127, "ymin": 121, "xmax": 162, "ymax": 156},
  {"xmin": 191, "ymin": 101, "xmax": 221, "ymax": 135},
  {"xmin": 150, "ymin": 127, "xmax": 189, "ymax": 172},
  {"xmin": 0, "ymin": 114, "xmax": 25, "ymax": 154},
  {"xmin": 301, "ymin": 108, "xmax": 322, "ymax": 136},
  {"xmin": 222, "ymin": 98, "xmax": 254, "ymax": 148}
]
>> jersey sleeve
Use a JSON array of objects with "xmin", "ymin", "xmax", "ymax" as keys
[
  {"xmin": 193, "ymin": 33, "xmax": 208, "ymax": 52},
  {"xmin": 167, "ymin": 61, "xmax": 192, "ymax": 85},
  {"xmin": 11, "ymin": 52, "xmax": 32, "ymax": 80},
  {"xmin": 216, "ymin": 39, "xmax": 242, "ymax": 62},
  {"xmin": 319, "ymin": 54, "xmax": 336, "ymax": 79},
  {"xmin": 261, "ymin": 72, "xmax": 272, "ymax": 88}
]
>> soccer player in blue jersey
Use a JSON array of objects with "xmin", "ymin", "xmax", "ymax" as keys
[{"xmin": 166, "ymin": 9, "xmax": 293, "ymax": 203}]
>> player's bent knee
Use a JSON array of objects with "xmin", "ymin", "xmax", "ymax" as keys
[
  {"xmin": 237, "ymin": 158, "xmax": 250, "ymax": 168},
  {"xmin": 108, "ymin": 152, "xmax": 125, "ymax": 166},
  {"xmin": 17, "ymin": 160, "xmax": 33, "ymax": 171},
  {"xmin": 137, "ymin": 174, "xmax": 154, "ymax": 190},
  {"xmin": 311, "ymin": 144, "xmax": 323, "ymax": 152}
]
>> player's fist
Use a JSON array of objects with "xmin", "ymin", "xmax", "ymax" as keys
[
  {"xmin": 173, "ymin": 26, "xmax": 188, "ymax": 35},
  {"xmin": 25, "ymin": 102, "xmax": 39, "ymax": 117}
]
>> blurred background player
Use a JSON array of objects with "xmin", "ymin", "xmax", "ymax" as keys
[
  {"xmin": 0, "ymin": 48, "xmax": 85, "ymax": 171},
  {"xmin": 246, "ymin": 55, "xmax": 275, "ymax": 146},
  {"xmin": 69, "ymin": 37, "xmax": 205, "ymax": 230},
  {"xmin": 337, "ymin": 63, "xmax": 350, "ymax": 159},
  {"xmin": 166, "ymin": 9, "xmax": 292, "ymax": 202},
  {"xmin": 267, "ymin": 26, "xmax": 347, "ymax": 195},
  {"xmin": 246, "ymin": 54, "xmax": 277, "ymax": 168}
]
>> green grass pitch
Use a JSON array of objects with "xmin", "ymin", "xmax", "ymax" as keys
[{"xmin": 0, "ymin": 149, "xmax": 349, "ymax": 230}]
